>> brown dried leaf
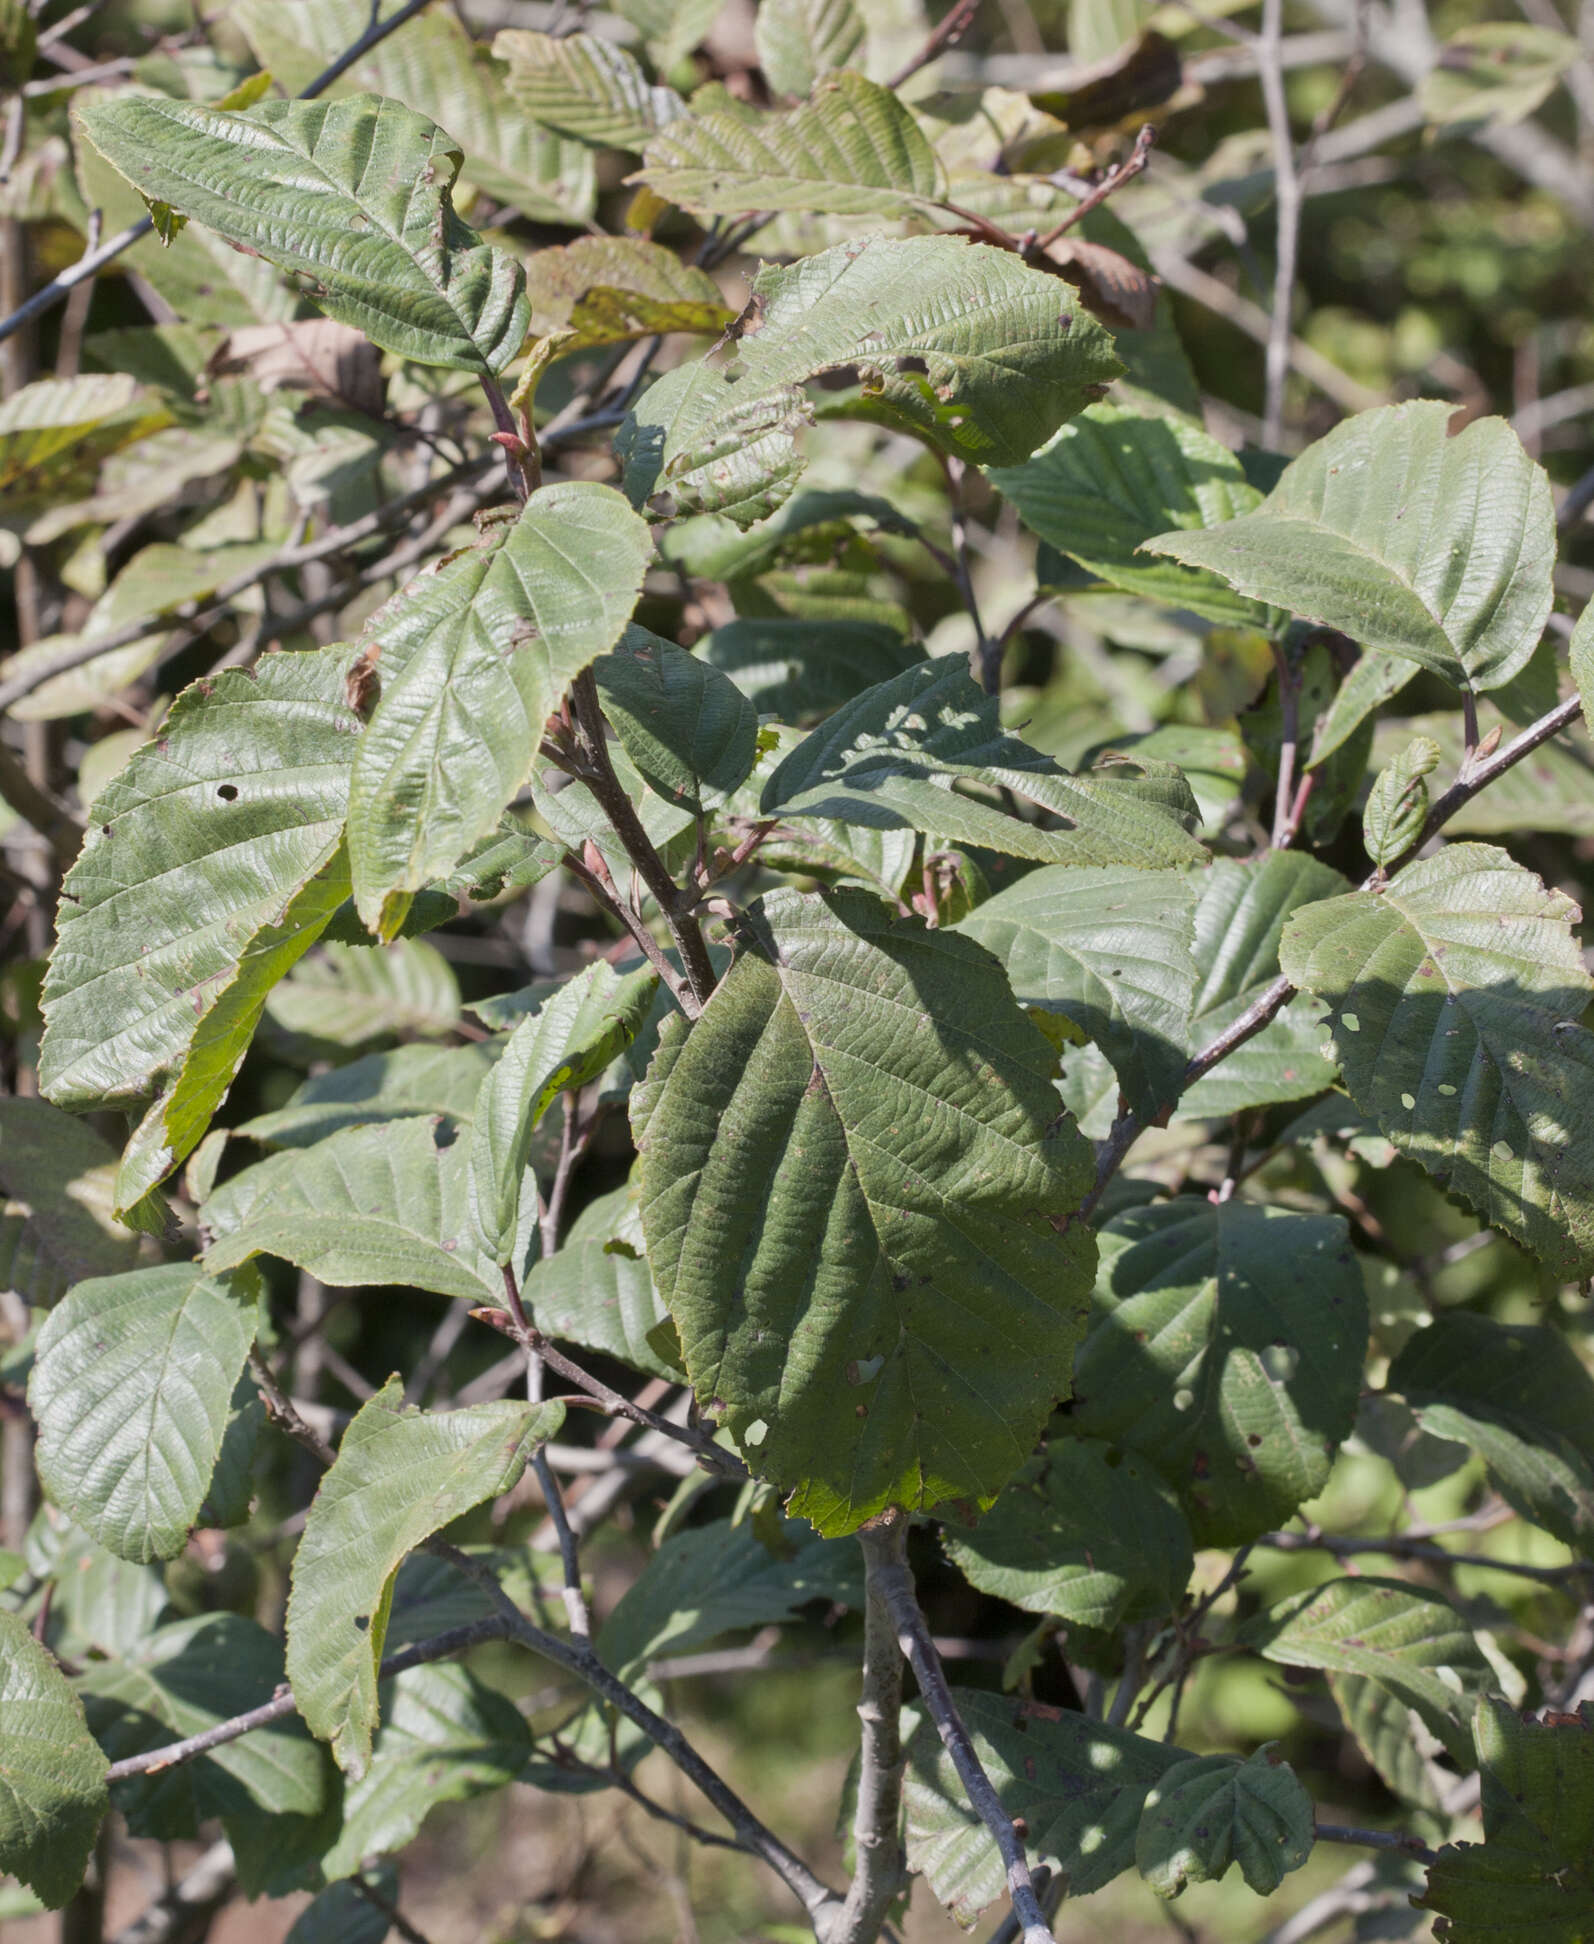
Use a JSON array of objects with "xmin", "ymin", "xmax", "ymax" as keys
[{"xmin": 209, "ymin": 321, "xmax": 384, "ymax": 419}]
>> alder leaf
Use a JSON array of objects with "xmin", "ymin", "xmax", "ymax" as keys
[
  {"xmin": 593, "ymin": 627, "xmax": 758, "ymax": 810},
  {"xmin": 1278, "ymin": 842, "xmax": 1594, "ymax": 1278},
  {"xmin": 944, "ymin": 1441, "xmax": 1193, "ymax": 1632},
  {"xmin": 1242, "ymin": 1577, "xmax": 1495, "ymax": 1768},
  {"xmin": 955, "ymin": 863, "xmax": 1196, "ymax": 1118},
  {"xmin": 761, "ymin": 659, "xmax": 1206, "ymax": 870},
  {"xmin": 0, "ymin": 1614, "xmax": 109, "ymax": 1910},
  {"xmin": 1135, "ymin": 1747, "xmax": 1314, "ymax": 1899},
  {"xmin": 285, "ymin": 1378, "xmax": 562, "ymax": 1777},
  {"xmin": 236, "ymin": 1041, "xmax": 500, "ymax": 1149},
  {"xmin": 634, "ymin": 70, "xmax": 943, "ymax": 217},
  {"xmin": 1068, "ymin": 1199, "xmax": 1369, "ymax": 1545},
  {"xmin": 637, "ymin": 888, "xmax": 1097, "ymax": 1535},
  {"xmin": 987, "ymin": 404, "xmax": 1272, "ymax": 628},
  {"xmin": 1363, "ymin": 734, "xmax": 1441, "ymax": 867},
  {"xmin": 522, "ymin": 1184, "xmax": 679, "ymax": 1382},
  {"xmin": 755, "ymin": 0, "xmax": 867, "ymax": 95},
  {"xmin": 1419, "ymin": 1699, "xmax": 1594, "ymax": 1943},
  {"xmin": 74, "ymin": 93, "xmax": 529, "ymax": 375},
  {"xmin": 470, "ymin": 961, "xmax": 659, "ymax": 1264},
  {"xmin": 39, "ymin": 648, "xmax": 357, "ymax": 1143},
  {"xmin": 346, "ymin": 482, "xmax": 653, "ymax": 938},
  {"xmin": 1390, "ymin": 1314, "xmax": 1594, "ymax": 1552},
  {"xmin": 1143, "ymin": 403, "xmax": 1554, "ymax": 692},
  {"xmin": 0, "ymin": 1099, "xmax": 137, "ymax": 1306},
  {"xmin": 523, "ymin": 236, "xmax": 732, "ymax": 351},
  {"xmin": 701, "ymin": 614, "xmax": 924, "ymax": 722},
  {"xmin": 904, "ymin": 1688, "xmax": 1183, "ymax": 1922},
  {"xmin": 618, "ymin": 235, "xmax": 1122, "ymax": 527},
  {"xmin": 495, "ymin": 31, "xmax": 684, "ymax": 151},
  {"xmin": 30, "ymin": 1262, "xmax": 260, "ymax": 1564},
  {"xmin": 1573, "ymin": 599, "xmax": 1594, "ymax": 737},
  {"xmin": 265, "ymin": 938, "xmax": 462, "ymax": 1047}
]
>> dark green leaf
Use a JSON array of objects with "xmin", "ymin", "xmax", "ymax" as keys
[
  {"xmin": 523, "ymin": 1183, "xmax": 679, "ymax": 1382},
  {"xmin": 1135, "ymin": 1746, "xmax": 1314, "ymax": 1898},
  {"xmin": 0, "ymin": 1099, "xmax": 137, "ymax": 1306},
  {"xmin": 0, "ymin": 1613, "xmax": 109, "ymax": 1910},
  {"xmin": 700, "ymin": 615, "xmax": 924, "ymax": 722},
  {"xmin": 594, "ymin": 627, "xmax": 758, "ymax": 810}
]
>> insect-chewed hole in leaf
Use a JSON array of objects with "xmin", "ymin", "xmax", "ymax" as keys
[
  {"xmin": 1262, "ymin": 1344, "xmax": 1299, "ymax": 1383},
  {"xmin": 217, "ymin": 784, "xmax": 238, "ymax": 801}
]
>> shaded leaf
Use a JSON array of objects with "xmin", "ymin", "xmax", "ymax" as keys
[
  {"xmin": 346, "ymin": 482, "xmax": 652, "ymax": 937},
  {"xmin": 285, "ymin": 1874, "xmax": 395, "ymax": 1944},
  {"xmin": 1241, "ymin": 1577, "xmax": 1495, "ymax": 1768},
  {"xmin": 635, "ymin": 70, "xmax": 941, "ymax": 217},
  {"xmin": 76, "ymin": 93, "xmax": 529, "ymax": 375},
  {"xmin": 618, "ymin": 235, "xmax": 1122, "ymax": 526},
  {"xmin": 1279, "ymin": 842, "xmax": 1594, "ymax": 1278},
  {"xmin": 496, "ymin": 31, "xmax": 684, "ymax": 151},
  {"xmin": 266, "ymin": 938, "xmax": 461, "ymax": 1047},
  {"xmin": 0, "ymin": 373, "xmax": 147, "ymax": 506},
  {"xmin": 944, "ymin": 1440, "xmax": 1192, "ymax": 1631},
  {"xmin": 904, "ymin": 1688, "xmax": 1182, "ymax": 1922},
  {"xmin": 0, "ymin": 1099, "xmax": 136, "ymax": 1306},
  {"xmin": 637, "ymin": 887, "xmax": 1096, "ymax": 1535},
  {"xmin": 0, "ymin": 1614, "xmax": 108, "ymax": 1910},
  {"xmin": 236, "ymin": 1042, "xmax": 499, "ymax": 1149},
  {"xmin": 988, "ymin": 404, "xmax": 1270, "ymax": 628},
  {"xmin": 700, "ymin": 614, "xmax": 923, "ymax": 722},
  {"xmin": 955, "ymin": 863, "xmax": 1196, "ymax": 1118},
  {"xmin": 1144, "ymin": 403, "xmax": 1553, "ymax": 692},
  {"xmin": 30, "ymin": 1262, "xmax": 259, "ymax": 1564},
  {"xmin": 594, "ymin": 627, "xmax": 758, "ymax": 809},
  {"xmin": 1135, "ymin": 1746, "xmax": 1314, "ymax": 1898},
  {"xmin": 286, "ymin": 1378, "xmax": 562, "ymax": 1777},
  {"xmin": 523, "ymin": 1183, "xmax": 679, "ymax": 1382},
  {"xmin": 523, "ymin": 236, "xmax": 732, "ymax": 351},
  {"xmin": 1069, "ymin": 1199, "xmax": 1368, "ymax": 1546}
]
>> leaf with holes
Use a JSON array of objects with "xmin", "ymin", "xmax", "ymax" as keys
[
  {"xmin": 30, "ymin": 1262, "xmax": 260, "ymax": 1564},
  {"xmin": 1144, "ymin": 403, "xmax": 1553, "ymax": 691},
  {"xmin": 495, "ymin": 31, "xmax": 684, "ymax": 151},
  {"xmin": 634, "ymin": 71, "xmax": 942, "ymax": 217},
  {"xmin": 346, "ymin": 482, "xmax": 652, "ymax": 938},
  {"xmin": 1241, "ymin": 1577, "xmax": 1495, "ymax": 1768},
  {"xmin": 955, "ymin": 863, "xmax": 1196, "ymax": 1118},
  {"xmin": 761, "ymin": 659, "xmax": 1205, "ymax": 871},
  {"xmin": 618, "ymin": 235, "xmax": 1121, "ymax": 526},
  {"xmin": 286, "ymin": 1378, "xmax": 562, "ymax": 1777},
  {"xmin": 75, "ymin": 93, "xmax": 529, "ymax": 374},
  {"xmin": 1067, "ymin": 1199, "xmax": 1368, "ymax": 1545},
  {"xmin": 637, "ymin": 888, "xmax": 1096, "ymax": 1535},
  {"xmin": 944, "ymin": 1440, "xmax": 1193, "ymax": 1632},
  {"xmin": 987, "ymin": 404, "xmax": 1272, "ymax": 628},
  {"xmin": 1135, "ymin": 1747, "xmax": 1314, "ymax": 1899},
  {"xmin": 0, "ymin": 1614, "xmax": 109, "ymax": 1909},
  {"xmin": 904, "ymin": 1688, "xmax": 1184, "ymax": 1922},
  {"xmin": 1279, "ymin": 842, "xmax": 1594, "ymax": 1278}
]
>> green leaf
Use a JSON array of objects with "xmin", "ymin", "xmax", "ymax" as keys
[
  {"xmin": 495, "ymin": 30, "xmax": 683, "ymax": 150},
  {"xmin": 346, "ymin": 482, "xmax": 653, "ymax": 937},
  {"xmin": 1135, "ymin": 1746, "xmax": 1314, "ymax": 1899},
  {"xmin": 1573, "ymin": 600, "xmax": 1594, "ymax": 738},
  {"xmin": 1332, "ymin": 1672, "xmax": 1447, "ymax": 1813},
  {"xmin": 593, "ymin": 627, "xmax": 758, "ymax": 810},
  {"xmin": 904, "ymin": 1688, "xmax": 1182, "ymax": 1922},
  {"xmin": 944, "ymin": 1440, "xmax": 1192, "ymax": 1631},
  {"xmin": 232, "ymin": 0, "xmax": 596, "ymax": 226},
  {"xmin": 1178, "ymin": 851, "xmax": 1346, "ymax": 1120},
  {"xmin": 954, "ymin": 863, "xmax": 1196, "ymax": 1118},
  {"xmin": 988, "ymin": 404, "xmax": 1272, "ymax": 628},
  {"xmin": 0, "ymin": 373, "xmax": 148, "ymax": 502},
  {"xmin": 236, "ymin": 1041, "xmax": 500, "ymax": 1149},
  {"xmin": 617, "ymin": 0, "xmax": 725, "ymax": 69},
  {"xmin": 470, "ymin": 961, "xmax": 658, "ymax": 1263},
  {"xmin": 30, "ymin": 1523, "xmax": 174, "ymax": 1660},
  {"xmin": 0, "ymin": 1099, "xmax": 137, "ymax": 1306},
  {"xmin": 286, "ymin": 1378, "xmax": 562, "ymax": 1777},
  {"xmin": 39, "ymin": 648, "xmax": 355, "ymax": 1116},
  {"xmin": 1362, "ymin": 733, "xmax": 1440, "ymax": 867},
  {"xmin": 79, "ymin": 1614, "xmax": 331, "ymax": 1894},
  {"xmin": 1421, "ymin": 23, "xmax": 1579, "ymax": 134},
  {"xmin": 1143, "ymin": 403, "xmax": 1554, "ymax": 692},
  {"xmin": 1069, "ymin": 1199, "xmax": 1368, "ymax": 1546},
  {"xmin": 755, "ymin": 0, "xmax": 866, "ymax": 95},
  {"xmin": 30, "ymin": 1262, "xmax": 260, "ymax": 1565},
  {"xmin": 523, "ymin": 1183, "xmax": 679, "ymax": 1382},
  {"xmin": 637, "ymin": 887, "xmax": 1096, "ymax": 1535},
  {"xmin": 1389, "ymin": 1314, "xmax": 1594, "ymax": 1552},
  {"xmin": 597, "ymin": 1515, "xmax": 863, "ymax": 1679},
  {"xmin": 701, "ymin": 614, "xmax": 924, "ymax": 722},
  {"xmin": 618, "ymin": 236, "xmax": 1122, "ymax": 527},
  {"xmin": 203, "ymin": 1117, "xmax": 500, "ymax": 1302},
  {"xmin": 523, "ymin": 236, "xmax": 733, "ymax": 351},
  {"xmin": 322, "ymin": 1663, "xmax": 530, "ymax": 1876},
  {"xmin": 1419, "ymin": 1699, "xmax": 1594, "ymax": 1942},
  {"xmin": 75, "ymin": 93, "xmax": 530, "ymax": 375},
  {"xmin": 285, "ymin": 1875, "xmax": 396, "ymax": 1944},
  {"xmin": 1241, "ymin": 1577, "xmax": 1495, "ymax": 1768},
  {"xmin": 266, "ymin": 938, "xmax": 461, "ymax": 1047},
  {"xmin": 761, "ymin": 659, "xmax": 1206, "ymax": 870},
  {"xmin": 1278, "ymin": 842, "xmax": 1594, "ymax": 1279},
  {"xmin": 635, "ymin": 70, "xmax": 942, "ymax": 217},
  {"xmin": 0, "ymin": 1614, "xmax": 109, "ymax": 1910}
]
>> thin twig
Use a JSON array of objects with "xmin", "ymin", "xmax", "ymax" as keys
[
  {"xmin": 869, "ymin": 1513, "xmax": 1056, "ymax": 1944},
  {"xmin": 1030, "ymin": 125, "xmax": 1157, "ymax": 251},
  {"xmin": 1314, "ymin": 1823, "xmax": 1437, "ymax": 1864},
  {"xmin": 888, "ymin": 0, "xmax": 983, "ymax": 89},
  {"xmin": 351, "ymin": 1874, "xmax": 438, "ymax": 1944},
  {"xmin": 1257, "ymin": 1527, "xmax": 1589, "ymax": 1586},
  {"xmin": 1258, "ymin": 0, "xmax": 1303, "ymax": 446},
  {"xmin": 833, "ymin": 1523, "xmax": 908, "ymax": 1944}
]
